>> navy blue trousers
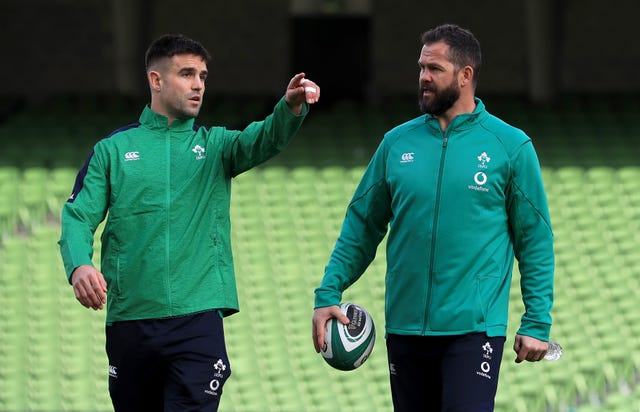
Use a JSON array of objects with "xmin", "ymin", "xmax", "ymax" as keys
[
  {"xmin": 106, "ymin": 310, "xmax": 231, "ymax": 412},
  {"xmin": 386, "ymin": 332, "xmax": 505, "ymax": 412}
]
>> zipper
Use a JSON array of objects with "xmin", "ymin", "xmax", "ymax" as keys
[
  {"xmin": 423, "ymin": 134, "xmax": 448, "ymax": 333},
  {"xmin": 165, "ymin": 128, "xmax": 173, "ymax": 312}
]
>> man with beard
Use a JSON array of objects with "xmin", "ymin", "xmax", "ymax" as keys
[{"xmin": 312, "ymin": 24, "xmax": 554, "ymax": 411}]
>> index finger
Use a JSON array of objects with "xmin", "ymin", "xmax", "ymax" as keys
[
  {"xmin": 84, "ymin": 280, "xmax": 104, "ymax": 310},
  {"xmin": 77, "ymin": 273, "xmax": 105, "ymax": 309},
  {"xmin": 288, "ymin": 72, "xmax": 306, "ymax": 88},
  {"xmin": 514, "ymin": 346, "xmax": 529, "ymax": 363},
  {"xmin": 91, "ymin": 276, "xmax": 107, "ymax": 304}
]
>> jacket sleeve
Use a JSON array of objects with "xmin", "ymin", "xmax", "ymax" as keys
[
  {"xmin": 507, "ymin": 140, "xmax": 554, "ymax": 341},
  {"xmin": 314, "ymin": 141, "xmax": 392, "ymax": 308},
  {"xmin": 224, "ymin": 97, "xmax": 308, "ymax": 177},
  {"xmin": 58, "ymin": 147, "xmax": 110, "ymax": 282}
]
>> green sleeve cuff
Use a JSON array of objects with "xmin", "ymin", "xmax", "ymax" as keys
[
  {"xmin": 313, "ymin": 286, "xmax": 342, "ymax": 309},
  {"xmin": 276, "ymin": 96, "xmax": 309, "ymax": 118},
  {"xmin": 517, "ymin": 320, "xmax": 551, "ymax": 341}
]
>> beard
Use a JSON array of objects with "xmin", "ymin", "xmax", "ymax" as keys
[{"xmin": 418, "ymin": 78, "xmax": 460, "ymax": 116}]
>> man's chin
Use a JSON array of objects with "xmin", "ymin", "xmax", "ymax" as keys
[
  {"xmin": 418, "ymin": 98, "xmax": 433, "ymax": 114},
  {"xmin": 179, "ymin": 107, "xmax": 201, "ymax": 119}
]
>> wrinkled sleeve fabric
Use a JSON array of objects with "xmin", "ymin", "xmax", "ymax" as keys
[
  {"xmin": 223, "ymin": 97, "xmax": 308, "ymax": 177},
  {"xmin": 58, "ymin": 146, "xmax": 110, "ymax": 282},
  {"xmin": 314, "ymin": 141, "xmax": 392, "ymax": 308},
  {"xmin": 507, "ymin": 141, "xmax": 555, "ymax": 341}
]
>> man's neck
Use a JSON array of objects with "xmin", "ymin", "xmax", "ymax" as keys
[{"xmin": 437, "ymin": 95, "xmax": 476, "ymax": 131}]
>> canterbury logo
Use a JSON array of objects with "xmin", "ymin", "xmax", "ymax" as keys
[
  {"xmin": 400, "ymin": 152, "xmax": 414, "ymax": 163},
  {"xmin": 124, "ymin": 151, "xmax": 140, "ymax": 161}
]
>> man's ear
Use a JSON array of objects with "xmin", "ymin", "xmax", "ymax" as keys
[
  {"xmin": 148, "ymin": 70, "xmax": 162, "ymax": 92},
  {"xmin": 459, "ymin": 66, "xmax": 474, "ymax": 88}
]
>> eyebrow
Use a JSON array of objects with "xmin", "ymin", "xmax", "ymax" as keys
[
  {"xmin": 178, "ymin": 67, "xmax": 208, "ymax": 77},
  {"xmin": 419, "ymin": 58, "xmax": 446, "ymax": 69}
]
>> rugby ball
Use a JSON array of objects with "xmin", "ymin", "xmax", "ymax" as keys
[{"xmin": 321, "ymin": 302, "xmax": 376, "ymax": 371}]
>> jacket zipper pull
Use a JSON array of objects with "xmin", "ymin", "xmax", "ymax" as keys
[{"xmin": 442, "ymin": 136, "xmax": 448, "ymax": 147}]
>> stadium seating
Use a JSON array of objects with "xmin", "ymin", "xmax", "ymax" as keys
[{"xmin": 1, "ymin": 95, "xmax": 639, "ymax": 411}]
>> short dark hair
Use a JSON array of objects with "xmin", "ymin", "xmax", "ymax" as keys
[
  {"xmin": 421, "ymin": 24, "xmax": 481, "ymax": 85},
  {"xmin": 145, "ymin": 34, "xmax": 212, "ymax": 71}
]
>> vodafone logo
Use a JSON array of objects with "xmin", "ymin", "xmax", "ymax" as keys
[
  {"xmin": 481, "ymin": 362, "xmax": 491, "ymax": 373},
  {"xmin": 474, "ymin": 172, "xmax": 487, "ymax": 185},
  {"xmin": 468, "ymin": 171, "xmax": 490, "ymax": 192},
  {"xmin": 476, "ymin": 361, "xmax": 493, "ymax": 379},
  {"xmin": 209, "ymin": 380, "xmax": 220, "ymax": 391}
]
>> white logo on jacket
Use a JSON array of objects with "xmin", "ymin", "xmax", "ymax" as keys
[
  {"xmin": 192, "ymin": 145, "xmax": 206, "ymax": 160},
  {"xmin": 474, "ymin": 172, "xmax": 488, "ymax": 185},
  {"xmin": 124, "ymin": 151, "xmax": 140, "ymax": 161},
  {"xmin": 477, "ymin": 152, "xmax": 491, "ymax": 168},
  {"xmin": 469, "ymin": 151, "xmax": 491, "ymax": 192},
  {"xmin": 400, "ymin": 152, "xmax": 414, "ymax": 163}
]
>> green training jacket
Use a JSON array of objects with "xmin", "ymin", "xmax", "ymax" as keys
[
  {"xmin": 59, "ymin": 97, "xmax": 307, "ymax": 324},
  {"xmin": 315, "ymin": 98, "xmax": 554, "ymax": 341}
]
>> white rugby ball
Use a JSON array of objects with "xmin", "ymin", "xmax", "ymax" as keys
[{"xmin": 321, "ymin": 302, "xmax": 376, "ymax": 371}]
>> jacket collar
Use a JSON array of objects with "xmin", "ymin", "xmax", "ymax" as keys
[
  {"xmin": 424, "ymin": 97, "xmax": 486, "ymax": 132},
  {"xmin": 139, "ymin": 105, "xmax": 196, "ymax": 132}
]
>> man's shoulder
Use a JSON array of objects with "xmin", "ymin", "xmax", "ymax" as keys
[
  {"xmin": 97, "ymin": 122, "xmax": 142, "ymax": 145},
  {"xmin": 479, "ymin": 112, "xmax": 530, "ymax": 147},
  {"xmin": 385, "ymin": 115, "xmax": 427, "ymax": 139}
]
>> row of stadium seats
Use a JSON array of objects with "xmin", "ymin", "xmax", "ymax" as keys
[{"xmin": 1, "ymin": 163, "xmax": 640, "ymax": 411}]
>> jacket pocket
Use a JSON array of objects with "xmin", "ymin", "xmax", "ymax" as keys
[
  {"xmin": 476, "ymin": 271, "xmax": 510, "ymax": 330},
  {"xmin": 100, "ymin": 248, "xmax": 122, "ymax": 297},
  {"xmin": 385, "ymin": 271, "xmax": 427, "ymax": 333},
  {"xmin": 427, "ymin": 270, "xmax": 494, "ymax": 333}
]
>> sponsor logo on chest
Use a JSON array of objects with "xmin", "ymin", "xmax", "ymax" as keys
[{"xmin": 468, "ymin": 151, "xmax": 491, "ymax": 192}]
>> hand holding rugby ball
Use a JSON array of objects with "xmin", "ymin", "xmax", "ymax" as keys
[{"xmin": 320, "ymin": 302, "xmax": 376, "ymax": 371}]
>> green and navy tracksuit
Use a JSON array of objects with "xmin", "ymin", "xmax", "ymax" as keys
[
  {"xmin": 314, "ymin": 98, "xmax": 554, "ymax": 342},
  {"xmin": 59, "ymin": 97, "xmax": 307, "ymax": 410},
  {"xmin": 59, "ymin": 97, "xmax": 307, "ymax": 325}
]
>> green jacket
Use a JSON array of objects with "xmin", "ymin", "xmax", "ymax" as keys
[
  {"xmin": 59, "ymin": 97, "xmax": 307, "ymax": 324},
  {"xmin": 315, "ymin": 98, "xmax": 554, "ymax": 341}
]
